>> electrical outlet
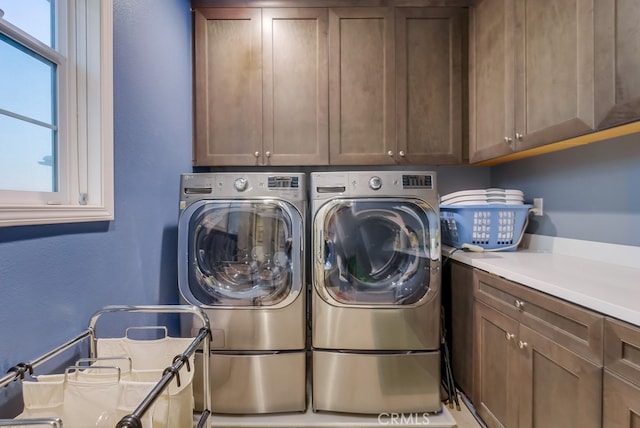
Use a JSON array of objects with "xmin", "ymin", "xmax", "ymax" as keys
[{"xmin": 533, "ymin": 198, "xmax": 543, "ymax": 216}]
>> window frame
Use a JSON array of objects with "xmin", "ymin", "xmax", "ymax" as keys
[{"xmin": 0, "ymin": 0, "xmax": 114, "ymax": 227}]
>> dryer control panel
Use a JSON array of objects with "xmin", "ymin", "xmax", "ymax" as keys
[
  {"xmin": 402, "ymin": 174, "xmax": 433, "ymax": 189},
  {"xmin": 311, "ymin": 171, "xmax": 437, "ymax": 202}
]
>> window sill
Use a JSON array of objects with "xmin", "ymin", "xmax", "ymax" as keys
[{"xmin": 0, "ymin": 204, "xmax": 114, "ymax": 227}]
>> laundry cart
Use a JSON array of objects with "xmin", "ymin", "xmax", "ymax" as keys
[{"xmin": 0, "ymin": 305, "xmax": 211, "ymax": 428}]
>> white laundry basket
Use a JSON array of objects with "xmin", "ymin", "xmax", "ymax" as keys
[
  {"xmin": 14, "ymin": 332, "xmax": 196, "ymax": 428},
  {"xmin": 0, "ymin": 305, "xmax": 211, "ymax": 428}
]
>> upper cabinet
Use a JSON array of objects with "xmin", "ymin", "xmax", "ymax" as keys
[
  {"xmin": 329, "ymin": 7, "xmax": 464, "ymax": 165},
  {"xmin": 470, "ymin": 0, "xmax": 597, "ymax": 163},
  {"xmin": 193, "ymin": 3, "xmax": 465, "ymax": 167},
  {"xmin": 594, "ymin": 1, "xmax": 640, "ymax": 130},
  {"xmin": 193, "ymin": 8, "xmax": 329, "ymax": 166},
  {"xmin": 328, "ymin": 8, "xmax": 396, "ymax": 165},
  {"xmin": 396, "ymin": 8, "xmax": 464, "ymax": 165}
]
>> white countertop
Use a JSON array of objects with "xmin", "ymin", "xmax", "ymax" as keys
[{"xmin": 444, "ymin": 234, "xmax": 640, "ymax": 326}]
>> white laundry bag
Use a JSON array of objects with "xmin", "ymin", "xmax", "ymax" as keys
[
  {"xmin": 11, "ymin": 330, "xmax": 195, "ymax": 428},
  {"xmin": 17, "ymin": 367, "xmax": 154, "ymax": 428},
  {"xmin": 96, "ymin": 335, "xmax": 196, "ymax": 428}
]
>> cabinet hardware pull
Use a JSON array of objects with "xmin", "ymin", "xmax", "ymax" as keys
[
  {"xmin": 265, "ymin": 151, "xmax": 271, "ymax": 158},
  {"xmin": 515, "ymin": 132, "xmax": 523, "ymax": 140},
  {"xmin": 518, "ymin": 340, "xmax": 528, "ymax": 349},
  {"xmin": 505, "ymin": 332, "xmax": 515, "ymax": 341},
  {"xmin": 387, "ymin": 150, "xmax": 394, "ymax": 157},
  {"xmin": 504, "ymin": 136, "xmax": 513, "ymax": 144},
  {"xmin": 514, "ymin": 300, "xmax": 524, "ymax": 309},
  {"xmin": 254, "ymin": 151, "xmax": 260, "ymax": 158},
  {"xmin": 398, "ymin": 150, "xmax": 405, "ymax": 157}
]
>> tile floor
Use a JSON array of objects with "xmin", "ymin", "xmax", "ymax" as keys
[{"xmin": 205, "ymin": 394, "xmax": 484, "ymax": 428}]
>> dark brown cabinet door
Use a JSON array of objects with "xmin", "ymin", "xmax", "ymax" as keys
[
  {"xmin": 449, "ymin": 262, "xmax": 474, "ymax": 399},
  {"xmin": 193, "ymin": 8, "xmax": 329, "ymax": 166},
  {"xmin": 595, "ymin": 0, "xmax": 640, "ymax": 130},
  {"xmin": 193, "ymin": 8, "xmax": 262, "ymax": 166},
  {"xmin": 329, "ymin": 8, "xmax": 396, "ymax": 165},
  {"xmin": 474, "ymin": 301, "xmax": 520, "ymax": 428},
  {"xmin": 469, "ymin": 0, "xmax": 516, "ymax": 163},
  {"xmin": 395, "ymin": 8, "xmax": 463, "ymax": 165},
  {"xmin": 517, "ymin": 325, "xmax": 602, "ymax": 428},
  {"xmin": 262, "ymin": 8, "xmax": 329, "ymax": 165},
  {"xmin": 514, "ymin": 0, "xmax": 596, "ymax": 151},
  {"xmin": 470, "ymin": 0, "xmax": 597, "ymax": 162},
  {"xmin": 603, "ymin": 370, "xmax": 640, "ymax": 428}
]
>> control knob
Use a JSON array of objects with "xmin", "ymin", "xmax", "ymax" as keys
[
  {"xmin": 369, "ymin": 176, "xmax": 382, "ymax": 190},
  {"xmin": 234, "ymin": 177, "xmax": 248, "ymax": 192}
]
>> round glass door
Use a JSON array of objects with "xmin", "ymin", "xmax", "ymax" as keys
[
  {"xmin": 185, "ymin": 200, "xmax": 302, "ymax": 306},
  {"xmin": 315, "ymin": 199, "xmax": 438, "ymax": 306}
]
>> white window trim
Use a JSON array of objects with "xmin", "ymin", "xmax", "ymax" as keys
[{"xmin": 0, "ymin": 0, "xmax": 114, "ymax": 227}]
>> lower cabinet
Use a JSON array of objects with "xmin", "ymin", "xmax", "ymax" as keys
[
  {"xmin": 603, "ymin": 317, "xmax": 640, "ymax": 428},
  {"xmin": 449, "ymin": 264, "xmax": 640, "ymax": 428},
  {"xmin": 449, "ymin": 261, "xmax": 474, "ymax": 399},
  {"xmin": 474, "ymin": 302, "xmax": 602, "ymax": 428},
  {"xmin": 471, "ymin": 269, "xmax": 604, "ymax": 428},
  {"xmin": 474, "ymin": 301, "xmax": 519, "ymax": 428},
  {"xmin": 603, "ymin": 370, "xmax": 640, "ymax": 428}
]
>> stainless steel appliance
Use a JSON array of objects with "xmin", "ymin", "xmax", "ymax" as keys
[
  {"xmin": 178, "ymin": 172, "xmax": 306, "ymax": 414},
  {"xmin": 310, "ymin": 171, "xmax": 441, "ymax": 414}
]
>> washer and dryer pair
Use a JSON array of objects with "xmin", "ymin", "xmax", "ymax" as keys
[{"xmin": 177, "ymin": 171, "xmax": 441, "ymax": 415}]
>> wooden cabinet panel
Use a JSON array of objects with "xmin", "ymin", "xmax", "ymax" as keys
[
  {"xmin": 518, "ymin": 325, "xmax": 602, "ymax": 428},
  {"xmin": 262, "ymin": 8, "xmax": 329, "ymax": 165},
  {"xmin": 474, "ymin": 301, "xmax": 520, "ymax": 428},
  {"xmin": 193, "ymin": 8, "xmax": 262, "ymax": 166},
  {"xmin": 604, "ymin": 317, "xmax": 640, "ymax": 387},
  {"xmin": 449, "ymin": 261, "xmax": 474, "ymax": 398},
  {"xmin": 194, "ymin": 7, "xmax": 329, "ymax": 166},
  {"xmin": 474, "ymin": 269, "xmax": 603, "ymax": 364},
  {"xmin": 595, "ymin": 0, "xmax": 640, "ymax": 130},
  {"xmin": 514, "ymin": 0, "xmax": 595, "ymax": 150},
  {"xmin": 603, "ymin": 370, "xmax": 640, "ymax": 428},
  {"xmin": 473, "ymin": 268, "xmax": 605, "ymax": 428},
  {"xmin": 469, "ymin": 0, "xmax": 515, "ymax": 163},
  {"xmin": 396, "ymin": 8, "xmax": 463, "ymax": 164},
  {"xmin": 329, "ymin": 8, "xmax": 395, "ymax": 165},
  {"xmin": 470, "ymin": 0, "xmax": 597, "ymax": 162}
]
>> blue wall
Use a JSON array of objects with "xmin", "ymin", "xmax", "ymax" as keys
[
  {"xmin": 492, "ymin": 133, "xmax": 640, "ymax": 246},
  {"xmin": 0, "ymin": 0, "xmax": 193, "ymax": 384}
]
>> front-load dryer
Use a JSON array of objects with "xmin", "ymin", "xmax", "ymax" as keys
[
  {"xmin": 310, "ymin": 171, "xmax": 441, "ymax": 414},
  {"xmin": 178, "ymin": 172, "xmax": 306, "ymax": 414}
]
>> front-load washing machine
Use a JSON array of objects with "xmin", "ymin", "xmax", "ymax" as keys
[
  {"xmin": 310, "ymin": 171, "xmax": 441, "ymax": 414},
  {"xmin": 178, "ymin": 172, "xmax": 306, "ymax": 414}
]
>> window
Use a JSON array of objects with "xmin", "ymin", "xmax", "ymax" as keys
[{"xmin": 0, "ymin": 0, "xmax": 113, "ymax": 227}]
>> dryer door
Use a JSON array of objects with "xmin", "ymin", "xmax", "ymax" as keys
[
  {"xmin": 179, "ymin": 200, "xmax": 303, "ymax": 307},
  {"xmin": 314, "ymin": 198, "xmax": 439, "ymax": 306}
]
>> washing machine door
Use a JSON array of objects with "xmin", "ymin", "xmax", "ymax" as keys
[
  {"xmin": 179, "ymin": 199, "xmax": 303, "ymax": 307},
  {"xmin": 314, "ymin": 198, "xmax": 439, "ymax": 306}
]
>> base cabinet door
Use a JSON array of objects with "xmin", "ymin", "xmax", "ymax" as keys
[
  {"xmin": 449, "ymin": 262, "xmax": 474, "ymax": 399},
  {"xmin": 603, "ymin": 370, "xmax": 640, "ymax": 428},
  {"xmin": 474, "ymin": 301, "xmax": 520, "ymax": 428},
  {"xmin": 517, "ymin": 325, "xmax": 602, "ymax": 428},
  {"xmin": 474, "ymin": 294, "xmax": 603, "ymax": 428},
  {"xmin": 603, "ymin": 317, "xmax": 640, "ymax": 428}
]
